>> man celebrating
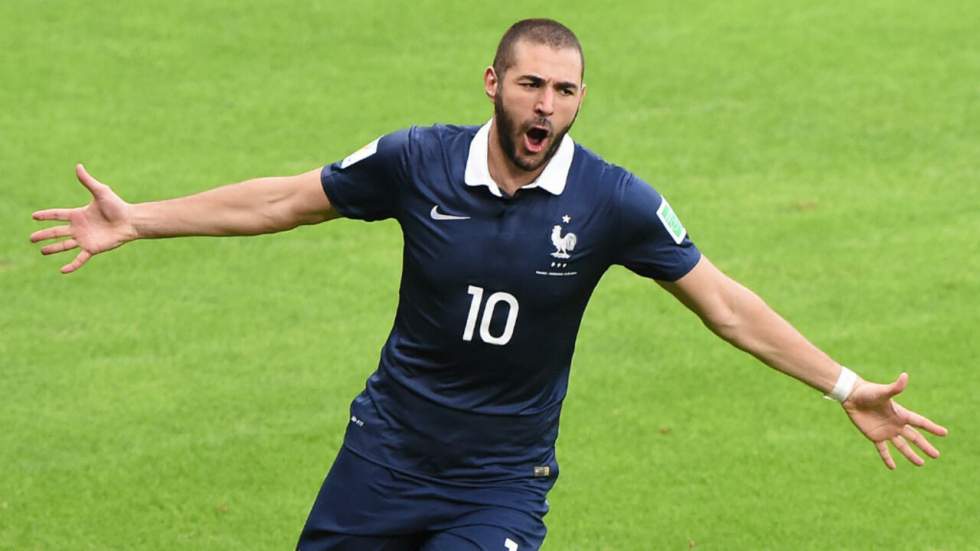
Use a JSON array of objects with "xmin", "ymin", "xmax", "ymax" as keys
[{"xmin": 31, "ymin": 18, "xmax": 946, "ymax": 551}]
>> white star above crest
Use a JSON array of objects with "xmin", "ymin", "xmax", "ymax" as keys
[{"xmin": 562, "ymin": 214, "xmax": 571, "ymax": 224}]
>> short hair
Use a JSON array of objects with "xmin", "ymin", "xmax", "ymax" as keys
[{"xmin": 492, "ymin": 18, "xmax": 584, "ymax": 80}]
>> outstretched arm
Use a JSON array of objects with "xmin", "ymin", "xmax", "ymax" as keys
[
  {"xmin": 659, "ymin": 255, "xmax": 948, "ymax": 469},
  {"xmin": 31, "ymin": 164, "xmax": 337, "ymax": 273}
]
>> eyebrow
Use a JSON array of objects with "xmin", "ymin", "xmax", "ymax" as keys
[{"xmin": 517, "ymin": 74, "xmax": 580, "ymax": 92}]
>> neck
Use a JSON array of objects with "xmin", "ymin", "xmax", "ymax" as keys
[{"xmin": 487, "ymin": 119, "xmax": 547, "ymax": 196}]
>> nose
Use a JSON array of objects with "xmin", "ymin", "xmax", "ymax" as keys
[{"xmin": 534, "ymin": 87, "xmax": 555, "ymax": 117}]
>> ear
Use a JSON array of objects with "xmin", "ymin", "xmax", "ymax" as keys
[
  {"xmin": 579, "ymin": 82, "xmax": 588, "ymax": 104},
  {"xmin": 483, "ymin": 66, "xmax": 498, "ymax": 103}
]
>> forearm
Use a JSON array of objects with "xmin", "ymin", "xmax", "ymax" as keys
[
  {"xmin": 663, "ymin": 258, "xmax": 946, "ymax": 469},
  {"xmin": 132, "ymin": 173, "xmax": 331, "ymax": 239},
  {"xmin": 711, "ymin": 282, "xmax": 853, "ymax": 394}
]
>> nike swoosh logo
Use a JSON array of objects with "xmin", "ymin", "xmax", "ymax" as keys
[{"xmin": 430, "ymin": 205, "xmax": 470, "ymax": 221}]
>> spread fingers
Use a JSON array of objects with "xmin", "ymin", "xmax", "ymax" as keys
[
  {"xmin": 903, "ymin": 425, "xmax": 940, "ymax": 459},
  {"xmin": 890, "ymin": 435, "xmax": 924, "ymax": 466},
  {"xmin": 876, "ymin": 441, "xmax": 896, "ymax": 470},
  {"xmin": 41, "ymin": 239, "xmax": 78, "ymax": 255},
  {"xmin": 31, "ymin": 225, "xmax": 73, "ymax": 243}
]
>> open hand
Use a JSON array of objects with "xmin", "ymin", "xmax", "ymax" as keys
[
  {"xmin": 842, "ymin": 372, "xmax": 948, "ymax": 469},
  {"xmin": 31, "ymin": 164, "xmax": 137, "ymax": 273}
]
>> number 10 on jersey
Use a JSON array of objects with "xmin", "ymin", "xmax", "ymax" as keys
[{"xmin": 462, "ymin": 285, "xmax": 519, "ymax": 345}]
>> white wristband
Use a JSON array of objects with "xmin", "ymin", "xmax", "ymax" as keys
[{"xmin": 824, "ymin": 366, "xmax": 858, "ymax": 402}]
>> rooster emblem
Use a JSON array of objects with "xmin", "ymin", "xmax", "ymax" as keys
[{"xmin": 550, "ymin": 225, "xmax": 577, "ymax": 259}]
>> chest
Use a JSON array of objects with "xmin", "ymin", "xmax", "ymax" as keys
[{"xmin": 397, "ymin": 176, "xmax": 614, "ymax": 305}]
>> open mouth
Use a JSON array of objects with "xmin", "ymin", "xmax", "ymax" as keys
[{"xmin": 524, "ymin": 126, "xmax": 550, "ymax": 154}]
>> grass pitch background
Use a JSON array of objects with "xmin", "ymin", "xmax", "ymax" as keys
[{"xmin": 2, "ymin": 1, "xmax": 978, "ymax": 549}]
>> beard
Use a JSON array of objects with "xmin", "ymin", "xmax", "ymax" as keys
[{"xmin": 493, "ymin": 91, "xmax": 577, "ymax": 173}]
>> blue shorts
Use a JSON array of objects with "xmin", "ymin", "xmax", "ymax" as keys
[{"xmin": 297, "ymin": 447, "xmax": 555, "ymax": 551}]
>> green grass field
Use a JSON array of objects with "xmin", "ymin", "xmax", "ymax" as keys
[{"xmin": 3, "ymin": 1, "xmax": 978, "ymax": 549}]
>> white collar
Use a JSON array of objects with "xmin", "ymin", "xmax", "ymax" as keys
[{"xmin": 464, "ymin": 119, "xmax": 575, "ymax": 197}]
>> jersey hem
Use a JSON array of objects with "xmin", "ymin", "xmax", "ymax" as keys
[{"xmin": 341, "ymin": 443, "xmax": 557, "ymax": 490}]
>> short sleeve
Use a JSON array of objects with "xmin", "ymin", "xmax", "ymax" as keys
[
  {"xmin": 321, "ymin": 128, "xmax": 411, "ymax": 221},
  {"xmin": 614, "ymin": 176, "xmax": 701, "ymax": 281}
]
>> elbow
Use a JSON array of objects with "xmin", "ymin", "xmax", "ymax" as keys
[
  {"xmin": 703, "ymin": 310, "xmax": 741, "ymax": 344},
  {"xmin": 263, "ymin": 196, "xmax": 309, "ymax": 233}
]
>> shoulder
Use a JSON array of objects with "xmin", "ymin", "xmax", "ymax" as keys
[
  {"xmin": 393, "ymin": 124, "xmax": 479, "ymax": 180},
  {"xmin": 415, "ymin": 123, "xmax": 480, "ymax": 139},
  {"xmin": 403, "ymin": 124, "xmax": 479, "ymax": 156},
  {"xmin": 403, "ymin": 123, "xmax": 479, "ymax": 145},
  {"xmin": 369, "ymin": 124, "xmax": 473, "ymax": 149},
  {"xmin": 569, "ymin": 142, "xmax": 656, "ymax": 201},
  {"xmin": 367, "ymin": 124, "xmax": 476, "ymax": 164}
]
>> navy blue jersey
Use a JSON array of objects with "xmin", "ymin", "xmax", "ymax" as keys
[{"xmin": 321, "ymin": 122, "xmax": 700, "ymax": 482}]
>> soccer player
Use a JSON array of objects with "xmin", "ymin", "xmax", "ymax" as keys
[{"xmin": 31, "ymin": 18, "xmax": 946, "ymax": 551}]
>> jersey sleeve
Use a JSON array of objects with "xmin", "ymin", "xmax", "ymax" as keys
[
  {"xmin": 613, "ymin": 175, "xmax": 701, "ymax": 281},
  {"xmin": 320, "ymin": 128, "xmax": 412, "ymax": 221}
]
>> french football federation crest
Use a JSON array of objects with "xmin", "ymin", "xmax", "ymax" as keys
[{"xmin": 550, "ymin": 225, "xmax": 577, "ymax": 259}]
